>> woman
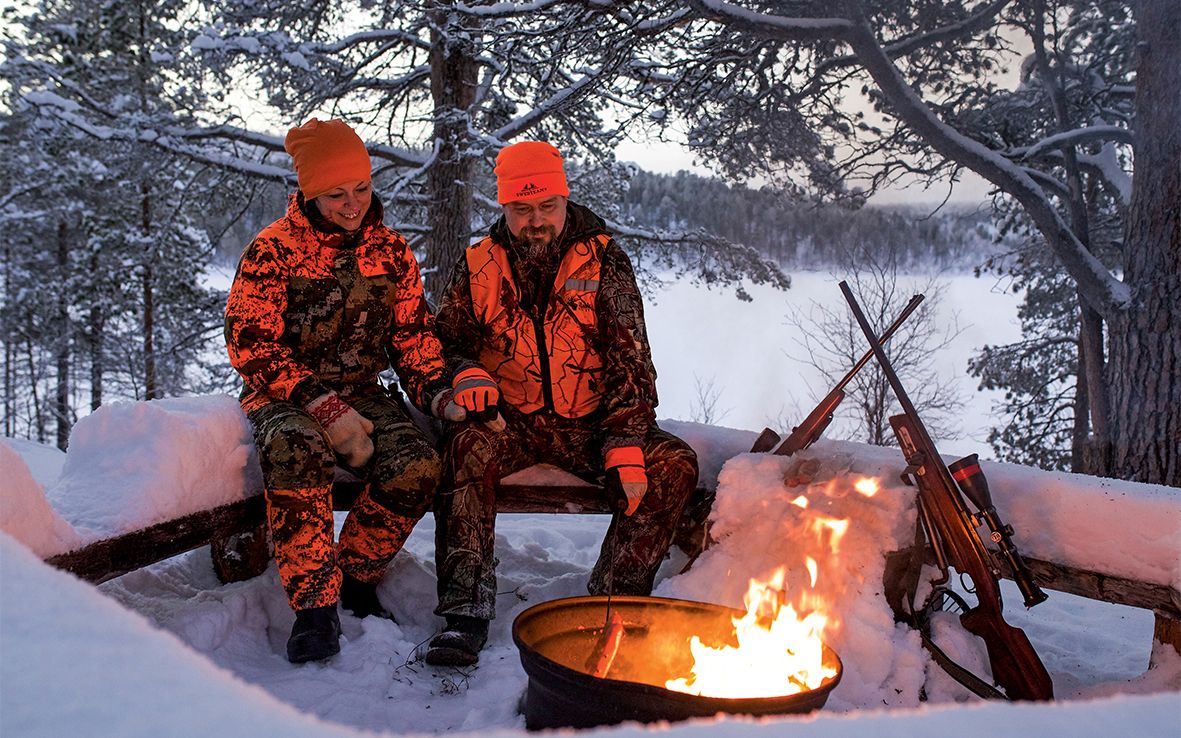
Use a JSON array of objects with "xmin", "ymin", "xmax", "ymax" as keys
[{"xmin": 224, "ymin": 118, "xmax": 499, "ymax": 664}]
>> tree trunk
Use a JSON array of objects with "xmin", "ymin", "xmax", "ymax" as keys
[
  {"xmin": 3, "ymin": 239, "xmax": 12, "ymax": 436},
  {"xmin": 1071, "ymin": 332, "xmax": 1089, "ymax": 472},
  {"xmin": 90, "ymin": 304, "xmax": 104, "ymax": 411},
  {"xmin": 55, "ymin": 221, "xmax": 71, "ymax": 450},
  {"xmin": 1031, "ymin": 9, "xmax": 1113, "ymax": 475},
  {"xmin": 424, "ymin": 5, "xmax": 480, "ymax": 298},
  {"xmin": 141, "ymin": 183, "xmax": 157, "ymax": 400},
  {"xmin": 1078, "ymin": 300, "xmax": 1110, "ymax": 473},
  {"xmin": 1107, "ymin": 0, "xmax": 1181, "ymax": 486}
]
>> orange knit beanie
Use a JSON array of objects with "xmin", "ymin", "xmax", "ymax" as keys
[
  {"xmin": 495, "ymin": 141, "xmax": 569, "ymax": 204},
  {"xmin": 283, "ymin": 118, "xmax": 372, "ymax": 200}
]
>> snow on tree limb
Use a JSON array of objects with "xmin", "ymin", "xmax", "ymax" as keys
[
  {"xmin": 687, "ymin": 0, "xmax": 854, "ymax": 40},
  {"xmin": 843, "ymin": 19, "xmax": 1128, "ymax": 315},
  {"xmin": 1021, "ymin": 125, "xmax": 1134, "ymax": 161},
  {"xmin": 493, "ymin": 72, "xmax": 602, "ymax": 141},
  {"xmin": 680, "ymin": 1, "xmax": 1128, "ymax": 315}
]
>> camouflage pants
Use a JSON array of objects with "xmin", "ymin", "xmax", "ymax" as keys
[
  {"xmin": 249, "ymin": 389, "xmax": 440, "ymax": 610},
  {"xmin": 434, "ymin": 408, "xmax": 699, "ymax": 620}
]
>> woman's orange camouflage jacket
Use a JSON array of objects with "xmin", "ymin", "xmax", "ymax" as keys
[{"xmin": 225, "ymin": 195, "xmax": 447, "ymax": 414}]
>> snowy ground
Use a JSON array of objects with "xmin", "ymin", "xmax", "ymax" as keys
[
  {"xmin": 2, "ymin": 271, "xmax": 1179, "ymax": 736},
  {"xmin": 2, "ymin": 403, "xmax": 1179, "ymax": 736}
]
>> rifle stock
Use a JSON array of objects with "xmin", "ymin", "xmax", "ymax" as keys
[{"xmin": 841, "ymin": 281, "xmax": 1053, "ymax": 701}]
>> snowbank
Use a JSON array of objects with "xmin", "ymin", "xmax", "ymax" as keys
[
  {"xmin": 2, "ymin": 529, "xmax": 1178, "ymax": 737},
  {"xmin": 0, "ymin": 441, "xmax": 81, "ymax": 557},
  {"xmin": 44, "ymin": 395, "xmax": 262, "ymax": 543}
]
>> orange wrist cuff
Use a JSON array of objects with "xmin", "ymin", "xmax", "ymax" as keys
[
  {"xmin": 605, "ymin": 446, "xmax": 645, "ymax": 470},
  {"xmin": 454, "ymin": 367, "xmax": 492, "ymax": 386}
]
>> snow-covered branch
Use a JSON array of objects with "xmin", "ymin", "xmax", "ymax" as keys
[
  {"xmin": 1021, "ymin": 125, "xmax": 1134, "ymax": 161},
  {"xmin": 839, "ymin": 18, "xmax": 1129, "ymax": 317},
  {"xmin": 493, "ymin": 72, "xmax": 601, "ymax": 140},
  {"xmin": 686, "ymin": 0, "xmax": 854, "ymax": 41}
]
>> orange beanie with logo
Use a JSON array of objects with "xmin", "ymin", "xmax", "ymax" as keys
[
  {"xmin": 283, "ymin": 118, "xmax": 372, "ymax": 200},
  {"xmin": 495, "ymin": 141, "xmax": 569, "ymax": 204}
]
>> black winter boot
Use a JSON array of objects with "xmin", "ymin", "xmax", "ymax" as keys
[
  {"xmin": 424, "ymin": 615, "xmax": 489, "ymax": 666},
  {"xmin": 286, "ymin": 604, "xmax": 342, "ymax": 664},
  {"xmin": 340, "ymin": 573, "xmax": 393, "ymax": 620}
]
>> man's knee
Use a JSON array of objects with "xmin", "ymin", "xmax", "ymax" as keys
[{"xmin": 646, "ymin": 433, "xmax": 699, "ymax": 495}]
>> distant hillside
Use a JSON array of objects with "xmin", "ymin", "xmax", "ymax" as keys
[
  {"xmin": 213, "ymin": 169, "xmax": 1001, "ymax": 272},
  {"xmin": 618, "ymin": 169, "xmax": 1001, "ymax": 270}
]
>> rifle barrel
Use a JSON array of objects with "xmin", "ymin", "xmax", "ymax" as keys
[{"xmin": 832, "ymin": 293, "xmax": 924, "ymax": 393}]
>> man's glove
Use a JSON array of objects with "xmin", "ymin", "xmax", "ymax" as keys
[
  {"xmin": 452, "ymin": 367, "xmax": 499, "ymax": 414},
  {"xmin": 305, "ymin": 392, "xmax": 374, "ymax": 468},
  {"xmin": 604, "ymin": 446, "xmax": 648, "ymax": 516},
  {"xmin": 431, "ymin": 368, "xmax": 506, "ymax": 431}
]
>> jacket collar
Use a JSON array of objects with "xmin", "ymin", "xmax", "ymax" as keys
[{"xmin": 286, "ymin": 193, "xmax": 385, "ymax": 249}]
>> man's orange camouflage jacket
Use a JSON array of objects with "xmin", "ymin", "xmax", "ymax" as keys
[
  {"xmin": 225, "ymin": 195, "xmax": 446, "ymax": 414},
  {"xmin": 434, "ymin": 202, "xmax": 659, "ymax": 451}
]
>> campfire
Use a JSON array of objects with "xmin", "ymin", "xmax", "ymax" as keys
[
  {"xmin": 512, "ymin": 475, "xmax": 876, "ymax": 729},
  {"xmin": 664, "ymin": 566, "xmax": 837, "ymax": 699}
]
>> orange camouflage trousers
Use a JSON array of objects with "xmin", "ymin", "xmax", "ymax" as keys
[
  {"xmin": 434, "ymin": 407, "xmax": 699, "ymax": 620},
  {"xmin": 249, "ymin": 389, "xmax": 440, "ymax": 610}
]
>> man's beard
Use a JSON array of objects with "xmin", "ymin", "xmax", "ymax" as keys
[{"xmin": 518, "ymin": 225, "xmax": 557, "ymax": 262}]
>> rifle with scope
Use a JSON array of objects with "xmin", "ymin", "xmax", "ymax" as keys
[{"xmin": 839, "ymin": 280, "xmax": 1054, "ymax": 701}]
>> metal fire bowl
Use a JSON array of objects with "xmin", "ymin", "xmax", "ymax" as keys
[{"xmin": 512, "ymin": 595, "xmax": 843, "ymax": 730}]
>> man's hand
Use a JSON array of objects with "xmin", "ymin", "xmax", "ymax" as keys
[
  {"xmin": 431, "ymin": 387, "xmax": 507, "ymax": 431},
  {"xmin": 305, "ymin": 392, "xmax": 374, "ymax": 468},
  {"xmin": 452, "ymin": 367, "xmax": 499, "ymax": 414},
  {"xmin": 604, "ymin": 446, "xmax": 648, "ymax": 516}
]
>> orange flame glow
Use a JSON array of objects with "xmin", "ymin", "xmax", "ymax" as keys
[
  {"xmin": 808, "ymin": 515, "xmax": 850, "ymax": 554},
  {"xmin": 854, "ymin": 477, "xmax": 879, "ymax": 497},
  {"xmin": 805, "ymin": 557, "xmax": 818, "ymax": 587},
  {"xmin": 665, "ymin": 567, "xmax": 838, "ymax": 698}
]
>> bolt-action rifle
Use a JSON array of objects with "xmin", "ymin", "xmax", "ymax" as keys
[
  {"xmin": 840, "ymin": 280, "xmax": 1054, "ymax": 701},
  {"xmin": 750, "ymin": 293, "xmax": 925, "ymax": 456}
]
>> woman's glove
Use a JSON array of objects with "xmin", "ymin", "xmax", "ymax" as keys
[
  {"xmin": 305, "ymin": 392, "xmax": 374, "ymax": 468},
  {"xmin": 604, "ymin": 446, "xmax": 648, "ymax": 516}
]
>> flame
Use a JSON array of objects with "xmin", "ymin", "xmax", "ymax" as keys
[
  {"xmin": 808, "ymin": 515, "xmax": 849, "ymax": 554},
  {"xmin": 665, "ymin": 567, "xmax": 838, "ymax": 698},
  {"xmin": 854, "ymin": 477, "xmax": 879, "ymax": 497},
  {"xmin": 660, "ymin": 474, "xmax": 881, "ymax": 698}
]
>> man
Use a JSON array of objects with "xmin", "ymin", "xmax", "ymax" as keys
[
  {"xmin": 225, "ymin": 118, "xmax": 495, "ymax": 664},
  {"xmin": 427, "ymin": 140, "xmax": 699, "ymax": 666}
]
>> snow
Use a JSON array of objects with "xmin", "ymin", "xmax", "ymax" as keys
[
  {"xmin": 45, "ymin": 394, "xmax": 261, "ymax": 542},
  {"xmin": 1, "ymin": 276, "xmax": 1178, "ymax": 736},
  {"xmin": 2, "ymin": 403, "xmax": 1179, "ymax": 736}
]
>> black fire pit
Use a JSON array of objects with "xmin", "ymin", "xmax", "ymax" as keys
[{"xmin": 512, "ymin": 595, "xmax": 842, "ymax": 730}]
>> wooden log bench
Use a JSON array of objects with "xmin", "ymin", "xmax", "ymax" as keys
[
  {"xmin": 882, "ymin": 546, "xmax": 1181, "ymax": 669},
  {"xmin": 41, "ymin": 457, "xmax": 1177, "ymax": 673},
  {"xmin": 43, "ymin": 467, "xmax": 715, "ymax": 586}
]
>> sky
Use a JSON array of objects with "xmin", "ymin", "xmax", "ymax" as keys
[{"xmin": 2, "ymin": 278, "xmax": 1179, "ymax": 738}]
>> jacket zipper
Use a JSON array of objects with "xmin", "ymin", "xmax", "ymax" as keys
[{"xmin": 533, "ymin": 314, "xmax": 554, "ymax": 411}]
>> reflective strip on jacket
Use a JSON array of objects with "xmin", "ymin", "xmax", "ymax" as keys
[{"xmin": 465, "ymin": 233, "xmax": 610, "ymax": 417}]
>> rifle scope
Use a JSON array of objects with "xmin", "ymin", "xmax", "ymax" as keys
[{"xmin": 948, "ymin": 454, "xmax": 1049, "ymax": 609}]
